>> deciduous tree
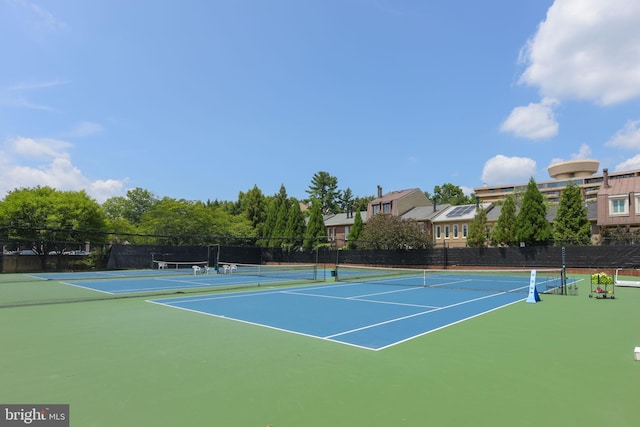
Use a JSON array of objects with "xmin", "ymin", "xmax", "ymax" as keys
[{"xmin": 355, "ymin": 214, "xmax": 430, "ymax": 250}]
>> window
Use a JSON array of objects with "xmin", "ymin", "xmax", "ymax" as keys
[
  {"xmin": 462, "ymin": 224, "xmax": 468, "ymax": 238},
  {"xmin": 453, "ymin": 225, "xmax": 459, "ymax": 238},
  {"xmin": 445, "ymin": 225, "xmax": 450, "ymax": 239},
  {"xmin": 636, "ymin": 196, "xmax": 640, "ymax": 216},
  {"xmin": 344, "ymin": 225, "xmax": 351, "ymax": 240},
  {"xmin": 609, "ymin": 196, "xmax": 628, "ymax": 216},
  {"xmin": 372, "ymin": 205, "xmax": 380, "ymax": 215},
  {"xmin": 436, "ymin": 225, "xmax": 441, "ymax": 239},
  {"xmin": 328, "ymin": 227, "xmax": 336, "ymax": 241},
  {"xmin": 383, "ymin": 202, "xmax": 392, "ymax": 214}
]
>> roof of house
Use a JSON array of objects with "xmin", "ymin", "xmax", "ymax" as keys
[
  {"xmin": 369, "ymin": 188, "xmax": 431, "ymax": 205},
  {"xmin": 431, "ymin": 203, "xmax": 493, "ymax": 223},
  {"xmin": 323, "ymin": 211, "xmax": 368, "ymax": 226},
  {"xmin": 598, "ymin": 175, "xmax": 640, "ymax": 196},
  {"xmin": 400, "ymin": 204, "xmax": 450, "ymax": 221}
]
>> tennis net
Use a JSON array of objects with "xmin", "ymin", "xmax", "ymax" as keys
[
  {"xmin": 335, "ymin": 265, "xmax": 564, "ymax": 294},
  {"xmin": 217, "ymin": 262, "xmax": 319, "ymax": 281},
  {"xmin": 153, "ymin": 260, "xmax": 209, "ymax": 272}
]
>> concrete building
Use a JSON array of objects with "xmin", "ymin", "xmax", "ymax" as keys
[{"xmin": 474, "ymin": 159, "xmax": 640, "ymax": 204}]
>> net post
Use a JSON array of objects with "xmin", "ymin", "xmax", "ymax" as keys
[
  {"xmin": 526, "ymin": 269, "xmax": 541, "ymax": 303},
  {"xmin": 561, "ymin": 247, "xmax": 567, "ymax": 295}
]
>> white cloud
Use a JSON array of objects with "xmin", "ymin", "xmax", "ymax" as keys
[
  {"xmin": 615, "ymin": 154, "xmax": 640, "ymax": 172},
  {"xmin": 89, "ymin": 179, "xmax": 128, "ymax": 204},
  {"xmin": 481, "ymin": 155, "xmax": 537, "ymax": 185},
  {"xmin": 605, "ymin": 119, "xmax": 640, "ymax": 149},
  {"xmin": 500, "ymin": 98, "xmax": 559, "ymax": 139},
  {"xmin": 519, "ymin": 0, "xmax": 640, "ymax": 105},
  {"xmin": 10, "ymin": 136, "xmax": 71, "ymax": 159},
  {"xmin": 549, "ymin": 144, "xmax": 593, "ymax": 165},
  {"xmin": 460, "ymin": 186, "xmax": 474, "ymax": 197},
  {"xmin": 0, "ymin": 137, "xmax": 126, "ymax": 203},
  {"xmin": 572, "ymin": 144, "xmax": 592, "ymax": 159}
]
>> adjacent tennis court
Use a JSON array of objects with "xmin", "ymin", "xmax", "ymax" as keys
[{"xmin": 148, "ymin": 268, "xmax": 574, "ymax": 350}]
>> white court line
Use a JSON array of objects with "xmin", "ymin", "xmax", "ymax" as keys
[
  {"xmin": 324, "ymin": 290, "xmax": 511, "ymax": 340},
  {"xmin": 60, "ymin": 281, "xmax": 114, "ymax": 295}
]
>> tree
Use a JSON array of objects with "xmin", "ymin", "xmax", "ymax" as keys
[
  {"xmin": 237, "ymin": 185, "xmax": 267, "ymax": 232},
  {"xmin": 355, "ymin": 214, "xmax": 431, "ymax": 250},
  {"xmin": 491, "ymin": 195, "xmax": 517, "ymax": 246},
  {"xmin": 351, "ymin": 195, "xmax": 375, "ymax": 212},
  {"xmin": 467, "ymin": 207, "xmax": 489, "ymax": 247},
  {"xmin": 0, "ymin": 187, "xmax": 107, "ymax": 268},
  {"xmin": 303, "ymin": 201, "xmax": 327, "ymax": 250},
  {"xmin": 306, "ymin": 171, "xmax": 340, "ymax": 214},
  {"xmin": 259, "ymin": 185, "xmax": 288, "ymax": 247},
  {"xmin": 426, "ymin": 183, "xmax": 473, "ymax": 206},
  {"xmin": 138, "ymin": 198, "xmax": 253, "ymax": 245},
  {"xmin": 271, "ymin": 196, "xmax": 292, "ymax": 248},
  {"xmin": 347, "ymin": 210, "xmax": 364, "ymax": 249},
  {"xmin": 282, "ymin": 202, "xmax": 305, "ymax": 249},
  {"xmin": 553, "ymin": 182, "xmax": 591, "ymax": 245},
  {"xmin": 338, "ymin": 187, "xmax": 354, "ymax": 213},
  {"xmin": 515, "ymin": 178, "xmax": 552, "ymax": 246}
]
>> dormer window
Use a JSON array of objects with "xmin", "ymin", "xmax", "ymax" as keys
[{"xmin": 609, "ymin": 195, "xmax": 628, "ymax": 216}]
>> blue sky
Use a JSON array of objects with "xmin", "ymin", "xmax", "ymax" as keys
[{"xmin": 1, "ymin": 0, "xmax": 640, "ymax": 203}]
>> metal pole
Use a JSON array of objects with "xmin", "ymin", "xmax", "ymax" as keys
[{"xmin": 560, "ymin": 246, "xmax": 568, "ymax": 295}]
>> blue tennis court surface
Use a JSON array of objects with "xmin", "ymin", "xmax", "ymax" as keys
[
  {"xmin": 59, "ymin": 273, "xmax": 315, "ymax": 294},
  {"xmin": 28, "ymin": 269, "xmax": 191, "ymax": 281},
  {"xmin": 148, "ymin": 280, "xmax": 545, "ymax": 351}
]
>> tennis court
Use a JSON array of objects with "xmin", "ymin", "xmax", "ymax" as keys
[
  {"xmin": 2, "ymin": 268, "xmax": 639, "ymax": 426},
  {"xmin": 149, "ymin": 268, "xmax": 573, "ymax": 350},
  {"xmin": 28, "ymin": 263, "xmax": 321, "ymax": 296}
]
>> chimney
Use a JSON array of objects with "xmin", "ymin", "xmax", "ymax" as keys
[
  {"xmin": 433, "ymin": 200, "xmax": 437, "ymax": 212},
  {"xmin": 603, "ymin": 168, "xmax": 610, "ymax": 188},
  {"xmin": 377, "ymin": 185, "xmax": 382, "ymax": 198}
]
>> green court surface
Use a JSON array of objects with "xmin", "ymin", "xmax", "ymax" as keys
[{"xmin": 1, "ymin": 273, "xmax": 639, "ymax": 426}]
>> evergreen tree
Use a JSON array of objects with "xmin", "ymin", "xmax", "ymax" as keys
[
  {"xmin": 259, "ymin": 199, "xmax": 278, "ymax": 246},
  {"xmin": 347, "ymin": 210, "xmax": 364, "ymax": 249},
  {"xmin": 553, "ymin": 182, "xmax": 591, "ymax": 245},
  {"xmin": 270, "ymin": 197, "xmax": 291, "ymax": 247},
  {"xmin": 306, "ymin": 171, "xmax": 340, "ymax": 214},
  {"xmin": 303, "ymin": 201, "xmax": 327, "ymax": 250},
  {"xmin": 259, "ymin": 185, "xmax": 288, "ymax": 247},
  {"xmin": 467, "ymin": 207, "xmax": 489, "ymax": 247},
  {"xmin": 338, "ymin": 187, "xmax": 354, "ymax": 213},
  {"xmin": 515, "ymin": 178, "xmax": 552, "ymax": 246},
  {"xmin": 491, "ymin": 195, "xmax": 517, "ymax": 246},
  {"xmin": 238, "ymin": 185, "xmax": 267, "ymax": 232},
  {"xmin": 283, "ymin": 202, "xmax": 305, "ymax": 249}
]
